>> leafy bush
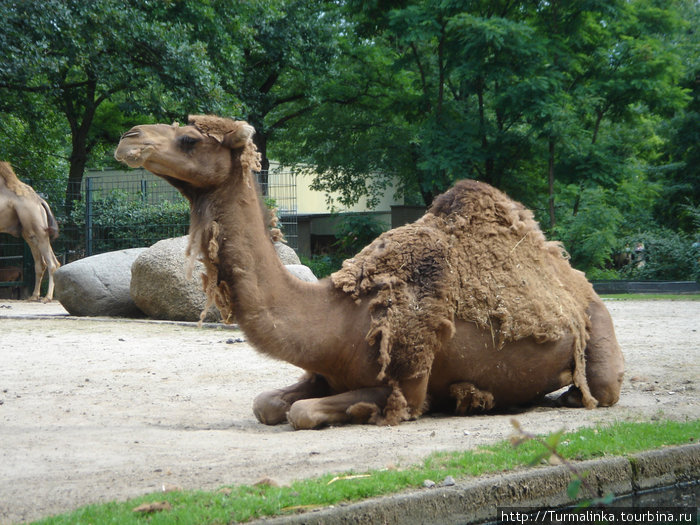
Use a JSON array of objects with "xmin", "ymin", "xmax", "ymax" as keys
[
  {"xmin": 616, "ymin": 230, "xmax": 699, "ymax": 282},
  {"xmin": 299, "ymin": 254, "xmax": 338, "ymax": 279},
  {"xmin": 70, "ymin": 190, "xmax": 190, "ymax": 253},
  {"xmin": 299, "ymin": 214, "xmax": 388, "ymax": 278},
  {"xmin": 554, "ymin": 187, "xmax": 622, "ymax": 274},
  {"xmin": 333, "ymin": 214, "xmax": 387, "ymax": 259}
]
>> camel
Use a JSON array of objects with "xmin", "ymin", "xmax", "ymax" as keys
[
  {"xmin": 114, "ymin": 115, "xmax": 624, "ymax": 430},
  {"xmin": 0, "ymin": 162, "xmax": 60, "ymax": 301}
]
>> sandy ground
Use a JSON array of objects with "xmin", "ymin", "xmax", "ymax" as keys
[{"xmin": 0, "ymin": 299, "xmax": 698, "ymax": 524}]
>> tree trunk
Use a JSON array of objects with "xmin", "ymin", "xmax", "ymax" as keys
[
  {"xmin": 64, "ymin": 130, "xmax": 90, "ymax": 219},
  {"xmin": 548, "ymin": 137, "xmax": 556, "ymax": 228},
  {"xmin": 253, "ymin": 131, "xmax": 270, "ymax": 195}
]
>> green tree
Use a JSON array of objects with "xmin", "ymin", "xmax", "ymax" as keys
[
  {"xmin": 652, "ymin": 0, "xmax": 700, "ymax": 233},
  {"xmin": 0, "ymin": 0, "xmax": 224, "ymax": 215}
]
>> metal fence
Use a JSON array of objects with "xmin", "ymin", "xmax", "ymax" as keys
[{"xmin": 0, "ymin": 169, "xmax": 297, "ymax": 295}]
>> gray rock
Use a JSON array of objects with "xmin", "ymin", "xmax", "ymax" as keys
[
  {"xmin": 130, "ymin": 236, "xmax": 218, "ymax": 322},
  {"xmin": 275, "ymin": 242, "xmax": 301, "ymax": 265},
  {"xmin": 285, "ymin": 264, "xmax": 318, "ymax": 283},
  {"xmin": 130, "ymin": 236, "xmax": 316, "ymax": 323},
  {"xmin": 54, "ymin": 248, "xmax": 147, "ymax": 317}
]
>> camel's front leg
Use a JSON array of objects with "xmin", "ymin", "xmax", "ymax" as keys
[
  {"xmin": 253, "ymin": 373, "xmax": 332, "ymax": 425},
  {"xmin": 287, "ymin": 386, "xmax": 392, "ymax": 430}
]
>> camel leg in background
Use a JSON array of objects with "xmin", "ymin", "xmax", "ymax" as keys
[
  {"xmin": 557, "ymin": 296, "xmax": 625, "ymax": 408},
  {"xmin": 22, "ymin": 234, "xmax": 59, "ymax": 302},
  {"xmin": 287, "ymin": 386, "xmax": 392, "ymax": 430},
  {"xmin": 42, "ymin": 247, "xmax": 60, "ymax": 302},
  {"xmin": 253, "ymin": 373, "xmax": 332, "ymax": 425},
  {"xmin": 23, "ymin": 237, "xmax": 47, "ymax": 301}
]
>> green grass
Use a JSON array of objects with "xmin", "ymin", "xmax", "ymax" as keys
[
  {"xmin": 32, "ymin": 419, "xmax": 698, "ymax": 525},
  {"xmin": 600, "ymin": 293, "xmax": 700, "ymax": 300}
]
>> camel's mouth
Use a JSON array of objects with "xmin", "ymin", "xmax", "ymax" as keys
[{"xmin": 114, "ymin": 143, "xmax": 152, "ymax": 168}]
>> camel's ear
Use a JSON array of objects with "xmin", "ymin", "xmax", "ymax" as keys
[{"xmin": 222, "ymin": 122, "xmax": 255, "ymax": 149}]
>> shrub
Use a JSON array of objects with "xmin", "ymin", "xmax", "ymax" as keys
[
  {"xmin": 70, "ymin": 190, "xmax": 190, "ymax": 253},
  {"xmin": 299, "ymin": 254, "xmax": 339, "ymax": 279},
  {"xmin": 333, "ymin": 214, "xmax": 387, "ymax": 259},
  {"xmin": 617, "ymin": 230, "xmax": 699, "ymax": 282},
  {"xmin": 554, "ymin": 187, "xmax": 622, "ymax": 274}
]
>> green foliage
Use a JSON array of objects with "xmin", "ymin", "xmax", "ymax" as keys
[
  {"xmin": 0, "ymin": 0, "xmax": 698, "ymax": 282},
  {"xmin": 0, "ymin": 0, "xmax": 229, "ymax": 212},
  {"xmin": 300, "ymin": 214, "xmax": 388, "ymax": 278},
  {"xmin": 299, "ymin": 255, "xmax": 338, "ymax": 279},
  {"xmin": 554, "ymin": 186, "xmax": 623, "ymax": 274},
  {"xmin": 617, "ymin": 230, "xmax": 700, "ymax": 281},
  {"xmin": 70, "ymin": 191, "xmax": 189, "ymax": 253},
  {"xmin": 333, "ymin": 214, "xmax": 388, "ymax": 259}
]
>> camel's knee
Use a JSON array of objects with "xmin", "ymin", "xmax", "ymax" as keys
[
  {"xmin": 588, "ymin": 369, "xmax": 624, "ymax": 407},
  {"xmin": 254, "ymin": 374, "xmax": 332, "ymax": 425},
  {"xmin": 287, "ymin": 387, "xmax": 392, "ymax": 430},
  {"xmin": 287, "ymin": 399, "xmax": 333, "ymax": 430},
  {"xmin": 583, "ymin": 298, "xmax": 625, "ymax": 407}
]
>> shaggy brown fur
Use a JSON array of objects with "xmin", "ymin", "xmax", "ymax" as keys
[
  {"xmin": 333, "ymin": 179, "xmax": 597, "ymax": 408},
  {"xmin": 0, "ymin": 162, "xmax": 60, "ymax": 301},
  {"xmin": 114, "ymin": 115, "xmax": 624, "ymax": 430}
]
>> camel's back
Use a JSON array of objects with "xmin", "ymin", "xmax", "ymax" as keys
[{"xmin": 331, "ymin": 179, "xmax": 595, "ymax": 382}]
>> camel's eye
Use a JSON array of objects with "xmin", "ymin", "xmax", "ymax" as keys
[{"xmin": 178, "ymin": 134, "xmax": 200, "ymax": 152}]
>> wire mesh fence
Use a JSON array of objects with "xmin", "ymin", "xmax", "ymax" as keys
[{"xmin": 0, "ymin": 168, "xmax": 297, "ymax": 294}]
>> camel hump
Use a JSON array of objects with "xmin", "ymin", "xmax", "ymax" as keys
[
  {"xmin": 429, "ymin": 179, "xmax": 541, "ymax": 236},
  {"xmin": 0, "ymin": 162, "xmax": 33, "ymax": 197}
]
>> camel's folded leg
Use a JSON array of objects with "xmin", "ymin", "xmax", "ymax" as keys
[
  {"xmin": 253, "ymin": 373, "xmax": 332, "ymax": 425},
  {"xmin": 557, "ymin": 297, "xmax": 624, "ymax": 408},
  {"xmin": 449, "ymin": 382, "xmax": 495, "ymax": 415},
  {"xmin": 287, "ymin": 386, "xmax": 392, "ymax": 430}
]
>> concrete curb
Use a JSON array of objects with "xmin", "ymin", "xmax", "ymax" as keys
[{"xmin": 252, "ymin": 443, "xmax": 699, "ymax": 525}]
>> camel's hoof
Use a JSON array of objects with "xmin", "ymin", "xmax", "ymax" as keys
[{"xmin": 555, "ymin": 386, "xmax": 583, "ymax": 408}]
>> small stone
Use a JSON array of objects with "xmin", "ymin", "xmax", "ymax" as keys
[
  {"xmin": 423, "ymin": 479, "xmax": 436, "ymax": 488},
  {"xmin": 441, "ymin": 476, "xmax": 456, "ymax": 487}
]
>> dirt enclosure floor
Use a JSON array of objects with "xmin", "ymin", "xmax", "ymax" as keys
[{"xmin": 0, "ymin": 299, "xmax": 698, "ymax": 523}]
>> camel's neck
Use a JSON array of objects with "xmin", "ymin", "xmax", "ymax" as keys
[{"xmin": 193, "ymin": 170, "xmax": 338, "ymax": 371}]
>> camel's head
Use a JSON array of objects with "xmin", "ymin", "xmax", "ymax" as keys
[{"xmin": 114, "ymin": 115, "xmax": 258, "ymax": 190}]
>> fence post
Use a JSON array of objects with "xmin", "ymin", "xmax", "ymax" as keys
[{"xmin": 85, "ymin": 176, "xmax": 93, "ymax": 257}]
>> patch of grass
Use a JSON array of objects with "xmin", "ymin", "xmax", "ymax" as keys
[
  {"xmin": 33, "ymin": 420, "xmax": 699, "ymax": 524},
  {"xmin": 600, "ymin": 293, "xmax": 700, "ymax": 300}
]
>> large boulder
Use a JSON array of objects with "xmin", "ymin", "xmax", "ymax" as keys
[
  {"xmin": 130, "ymin": 236, "xmax": 316, "ymax": 322},
  {"xmin": 54, "ymin": 248, "xmax": 147, "ymax": 317},
  {"xmin": 275, "ymin": 242, "xmax": 301, "ymax": 265},
  {"xmin": 130, "ymin": 236, "xmax": 216, "ymax": 322},
  {"xmin": 285, "ymin": 264, "xmax": 317, "ymax": 283}
]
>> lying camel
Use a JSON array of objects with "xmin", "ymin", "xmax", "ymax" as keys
[
  {"xmin": 115, "ymin": 115, "xmax": 624, "ymax": 429},
  {"xmin": 0, "ymin": 162, "xmax": 60, "ymax": 301}
]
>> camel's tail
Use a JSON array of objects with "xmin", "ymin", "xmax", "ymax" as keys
[{"xmin": 39, "ymin": 198, "xmax": 59, "ymax": 240}]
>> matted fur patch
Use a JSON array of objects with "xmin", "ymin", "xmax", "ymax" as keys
[{"xmin": 332, "ymin": 179, "xmax": 596, "ymax": 409}]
